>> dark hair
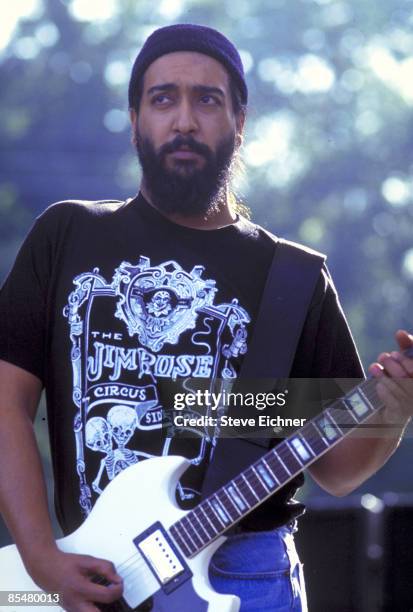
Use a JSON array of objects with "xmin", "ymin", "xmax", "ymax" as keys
[
  {"xmin": 229, "ymin": 75, "xmax": 247, "ymax": 117},
  {"xmin": 130, "ymin": 73, "xmax": 247, "ymax": 119}
]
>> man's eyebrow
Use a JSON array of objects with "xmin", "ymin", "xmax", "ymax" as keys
[
  {"xmin": 146, "ymin": 83, "xmax": 226, "ymax": 98},
  {"xmin": 193, "ymin": 85, "xmax": 225, "ymax": 98},
  {"xmin": 147, "ymin": 83, "xmax": 176, "ymax": 96}
]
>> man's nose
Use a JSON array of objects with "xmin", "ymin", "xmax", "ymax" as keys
[{"xmin": 173, "ymin": 98, "xmax": 198, "ymax": 134}]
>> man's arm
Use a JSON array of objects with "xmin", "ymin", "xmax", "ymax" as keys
[
  {"xmin": 308, "ymin": 330, "xmax": 413, "ymax": 496},
  {"xmin": 0, "ymin": 360, "xmax": 123, "ymax": 611}
]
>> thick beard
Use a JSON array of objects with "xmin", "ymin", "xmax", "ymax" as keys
[{"xmin": 134, "ymin": 129, "xmax": 237, "ymax": 217}]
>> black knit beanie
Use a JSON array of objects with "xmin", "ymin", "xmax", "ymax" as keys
[{"xmin": 128, "ymin": 24, "xmax": 248, "ymax": 109}]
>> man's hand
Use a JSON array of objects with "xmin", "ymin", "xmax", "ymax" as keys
[
  {"xmin": 26, "ymin": 546, "xmax": 123, "ymax": 612},
  {"xmin": 368, "ymin": 329, "xmax": 413, "ymax": 425}
]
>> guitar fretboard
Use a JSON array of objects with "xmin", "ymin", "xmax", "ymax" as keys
[{"xmin": 169, "ymin": 375, "xmax": 395, "ymax": 557}]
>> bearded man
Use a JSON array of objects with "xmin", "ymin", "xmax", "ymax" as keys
[{"xmin": 1, "ymin": 24, "xmax": 413, "ymax": 612}]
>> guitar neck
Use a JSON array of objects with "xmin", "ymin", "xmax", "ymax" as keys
[{"xmin": 170, "ymin": 359, "xmax": 411, "ymax": 558}]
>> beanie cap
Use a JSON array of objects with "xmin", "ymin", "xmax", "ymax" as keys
[{"xmin": 128, "ymin": 24, "xmax": 248, "ymax": 109}]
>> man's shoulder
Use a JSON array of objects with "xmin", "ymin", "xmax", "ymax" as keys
[
  {"xmin": 41, "ymin": 198, "xmax": 129, "ymax": 219},
  {"xmin": 31, "ymin": 198, "xmax": 130, "ymax": 239},
  {"xmin": 276, "ymin": 236, "xmax": 326, "ymax": 261},
  {"xmin": 239, "ymin": 215, "xmax": 326, "ymax": 261}
]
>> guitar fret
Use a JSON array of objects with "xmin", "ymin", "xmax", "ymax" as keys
[
  {"xmin": 343, "ymin": 402, "xmax": 359, "ymax": 423},
  {"xmin": 184, "ymin": 515, "xmax": 206, "ymax": 547},
  {"xmin": 289, "ymin": 436, "xmax": 313, "ymax": 463},
  {"xmin": 274, "ymin": 449, "xmax": 292, "ymax": 478},
  {"xmin": 338, "ymin": 390, "xmax": 364, "ymax": 427},
  {"xmin": 315, "ymin": 412, "xmax": 341, "ymax": 444},
  {"xmin": 246, "ymin": 467, "xmax": 267, "ymax": 498},
  {"xmin": 217, "ymin": 490, "xmax": 239, "ymax": 520},
  {"xmin": 362, "ymin": 385, "xmax": 379, "ymax": 405},
  {"xmin": 181, "ymin": 516, "xmax": 203, "ymax": 548},
  {"xmin": 344, "ymin": 411, "xmax": 359, "ymax": 429},
  {"xmin": 169, "ymin": 524, "xmax": 193, "ymax": 557},
  {"xmin": 242, "ymin": 473, "xmax": 260, "ymax": 502},
  {"xmin": 233, "ymin": 475, "xmax": 255, "ymax": 506},
  {"xmin": 233, "ymin": 475, "xmax": 255, "ymax": 507},
  {"xmin": 228, "ymin": 480, "xmax": 249, "ymax": 511},
  {"xmin": 266, "ymin": 453, "xmax": 289, "ymax": 482},
  {"xmin": 194, "ymin": 509, "xmax": 216, "ymax": 539},
  {"xmin": 222, "ymin": 485, "xmax": 242, "ymax": 516},
  {"xmin": 251, "ymin": 466, "xmax": 270, "ymax": 493},
  {"xmin": 175, "ymin": 521, "xmax": 197, "ymax": 554},
  {"xmin": 190, "ymin": 509, "xmax": 212, "ymax": 542},
  {"xmin": 325, "ymin": 407, "xmax": 345, "ymax": 433},
  {"xmin": 359, "ymin": 384, "xmax": 375, "ymax": 407},
  {"xmin": 262, "ymin": 458, "xmax": 279, "ymax": 484},
  {"xmin": 206, "ymin": 499, "xmax": 226, "ymax": 529},
  {"xmin": 346, "ymin": 388, "xmax": 374, "ymax": 422},
  {"xmin": 199, "ymin": 504, "xmax": 219, "ymax": 535},
  {"xmin": 211, "ymin": 496, "xmax": 231, "ymax": 526},
  {"xmin": 279, "ymin": 444, "xmax": 301, "ymax": 473},
  {"xmin": 362, "ymin": 383, "xmax": 384, "ymax": 411},
  {"xmin": 304, "ymin": 422, "xmax": 329, "ymax": 455},
  {"xmin": 254, "ymin": 464, "xmax": 273, "ymax": 491}
]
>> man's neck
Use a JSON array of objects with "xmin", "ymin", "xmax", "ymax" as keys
[{"xmin": 139, "ymin": 182, "xmax": 237, "ymax": 230}]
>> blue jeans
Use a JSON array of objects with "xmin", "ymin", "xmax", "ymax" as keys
[{"xmin": 208, "ymin": 524, "xmax": 307, "ymax": 611}]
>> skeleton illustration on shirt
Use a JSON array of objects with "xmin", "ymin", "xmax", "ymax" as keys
[
  {"xmin": 107, "ymin": 404, "xmax": 139, "ymax": 474},
  {"xmin": 86, "ymin": 405, "xmax": 153, "ymax": 493},
  {"xmin": 85, "ymin": 416, "xmax": 116, "ymax": 495}
]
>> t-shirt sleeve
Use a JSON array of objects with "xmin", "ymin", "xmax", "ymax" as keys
[
  {"xmin": 0, "ymin": 215, "xmax": 52, "ymax": 385},
  {"xmin": 288, "ymin": 264, "xmax": 365, "ymax": 420},
  {"xmin": 293, "ymin": 265, "xmax": 365, "ymax": 378}
]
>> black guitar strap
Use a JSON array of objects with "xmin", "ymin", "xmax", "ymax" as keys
[
  {"xmin": 201, "ymin": 235, "xmax": 326, "ymax": 498},
  {"xmin": 238, "ymin": 236, "xmax": 326, "ymax": 382}
]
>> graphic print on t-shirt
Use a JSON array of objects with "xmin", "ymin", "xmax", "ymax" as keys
[{"xmin": 63, "ymin": 256, "xmax": 250, "ymax": 517}]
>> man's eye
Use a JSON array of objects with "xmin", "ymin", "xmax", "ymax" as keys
[
  {"xmin": 200, "ymin": 95, "xmax": 220, "ymax": 105},
  {"xmin": 152, "ymin": 95, "xmax": 171, "ymax": 105}
]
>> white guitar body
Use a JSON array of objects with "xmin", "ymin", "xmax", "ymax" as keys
[{"xmin": 0, "ymin": 456, "xmax": 240, "ymax": 612}]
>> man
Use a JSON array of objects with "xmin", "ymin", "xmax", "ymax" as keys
[{"xmin": 0, "ymin": 24, "xmax": 412, "ymax": 612}]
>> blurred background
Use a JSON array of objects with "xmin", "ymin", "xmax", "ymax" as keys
[{"xmin": 1, "ymin": 0, "xmax": 413, "ymax": 608}]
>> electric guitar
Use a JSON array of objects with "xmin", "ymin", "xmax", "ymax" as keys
[{"xmin": 1, "ymin": 360, "xmax": 412, "ymax": 612}]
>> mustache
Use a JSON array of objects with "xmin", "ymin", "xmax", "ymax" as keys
[{"xmin": 159, "ymin": 135, "xmax": 212, "ymax": 158}]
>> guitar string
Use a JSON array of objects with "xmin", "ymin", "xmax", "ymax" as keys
[
  {"xmin": 164, "ymin": 379, "xmax": 380, "ymax": 541},
  {"xmin": 188, "ymin": 379, "xmax": 379, "ymax": 534},
  {"xmin": 181, "ymin": 377, "xmax": 382, "ymax": 544},
  {"xmin": 172, "ymin": 378, "xmax": 382, "ymax": 545},
  {"xmin": 165, "ymin": 379, "xmax": 382, "ymax": 548},
  {"xmin": 93, "ymin": 377, "xmax": 383, "ymax": 585}
]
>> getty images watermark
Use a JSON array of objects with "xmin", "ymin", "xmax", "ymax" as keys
[
  {"xmin": 169, "ymin": 378, "xmax": 413, "ymax": 438},
  {"xmin": 172, "ymin": 389, "xmax": 307, "ymax": 430}
]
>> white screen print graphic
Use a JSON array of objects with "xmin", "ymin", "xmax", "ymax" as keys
[{"xmin": 64, "ymin": 256, "xmax": 250, "ymax": 517}]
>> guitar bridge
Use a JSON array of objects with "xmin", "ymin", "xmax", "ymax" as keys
[{"xmin": 134, "ymin": 522, "xmax": 192, "ymax": 594}]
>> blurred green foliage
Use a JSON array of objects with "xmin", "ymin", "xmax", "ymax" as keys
[{"xmin": 0, "ymin": 0, "xmax": 413, "ymax": 508}]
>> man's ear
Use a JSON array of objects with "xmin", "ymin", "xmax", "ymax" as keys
[
  {"xmin": 237, "ymin": 109, "xmax": 246, "ymax": 132},
  {"xmin": 235, "ymin": 109, "xmax": 246, "ymax": 147},
  {"xmin": 129, "ymin": 108, "xmax": 137, "ymax": 127},
  {"xmin": 130, "ymin": 108, "xmax": 138, "ymax": 145}
]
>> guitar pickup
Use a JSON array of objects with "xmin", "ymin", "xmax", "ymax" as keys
[{"xmin": 134, "ymin": 522, "xmax": 192, "ymax": 594}]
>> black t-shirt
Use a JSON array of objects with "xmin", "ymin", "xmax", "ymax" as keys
[{"xmin": 0, "ymin": 193, "xmax": 364, "ymax": 534}]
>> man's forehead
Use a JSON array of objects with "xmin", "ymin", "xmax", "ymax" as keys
[{"xmin": 142, "ymin": 51, "xmax": 231, "ymax": 91}]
